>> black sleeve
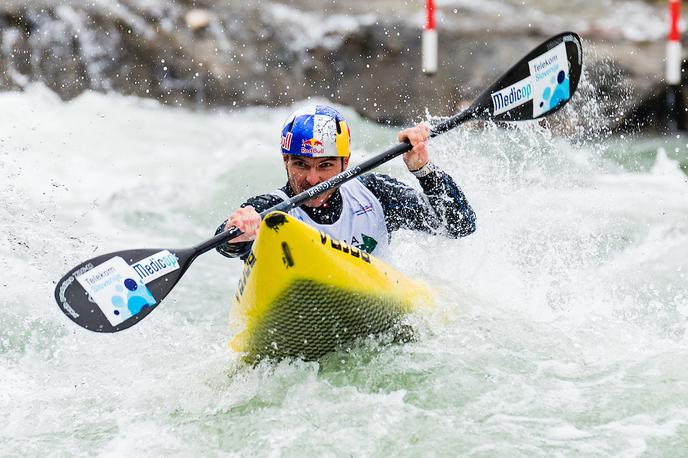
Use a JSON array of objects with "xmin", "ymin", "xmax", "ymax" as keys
[
  {"xmin": 215, "ymin": 193, "xmax": 285, "ymax": 260},
  {"xmin": 360, "ymin": 168, "xmax": 476, "ymax": 238}
]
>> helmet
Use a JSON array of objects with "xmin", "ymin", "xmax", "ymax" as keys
[{"xmin": 280, "ymin": 105, "xmax": 350, "ymax": 158}]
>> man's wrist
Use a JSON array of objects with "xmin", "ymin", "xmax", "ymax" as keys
[{"xmin": 409, "ymin": 161, "xmax": 438, "ymax": 178}]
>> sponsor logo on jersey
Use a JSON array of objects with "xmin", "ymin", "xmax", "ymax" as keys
[
  {"xmin": 354, "ymin": 234, "xmax": 378, "ymax": 254},
  {"xmin": 353, "ymin": 203, "xmax": 374, "ymax": 216}
]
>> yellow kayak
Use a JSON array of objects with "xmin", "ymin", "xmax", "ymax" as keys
[{"xmin": 229, "ymin": 211, "xmax": 433, "ymax": 362}]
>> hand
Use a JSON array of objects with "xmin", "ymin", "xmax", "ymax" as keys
[
  {"xmin": 398, "ymin": 123, "xmax": 431, "ymax": 172},
  {"xmin": 225, "ymin": 205, "xmax": 261, "ymax": 243}
]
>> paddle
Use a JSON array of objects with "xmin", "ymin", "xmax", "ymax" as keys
[{"xmin": 55, "ymin": 31, "xmax": 583, "ymax": 333}]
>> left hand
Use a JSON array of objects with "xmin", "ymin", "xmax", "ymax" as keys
[{"xmin": 398, "ymin": 123, "xmax": 431, "ymax": 172}]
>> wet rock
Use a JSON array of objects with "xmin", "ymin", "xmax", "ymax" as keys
[{"xmin": 185, "ymin": 9, "xmax": 211, "ymax": 32}]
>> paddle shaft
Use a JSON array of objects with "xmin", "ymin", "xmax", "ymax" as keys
[{"xmin": 192, "ymin": 107, "xmax": 477, "ymax": 257}]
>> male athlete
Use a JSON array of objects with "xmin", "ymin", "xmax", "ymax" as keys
[{"xmin": 216, "ymin": 105, "xmax": 476, "ymax": 259}]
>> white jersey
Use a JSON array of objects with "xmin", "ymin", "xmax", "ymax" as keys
[{"xmin": 272, "ymin": 178, "xmax": 389, "ymax": 255}]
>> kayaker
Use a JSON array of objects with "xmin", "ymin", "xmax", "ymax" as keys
[{"xmin": 215, "ymin": 105, "xmax": 476, "ymax": 260}]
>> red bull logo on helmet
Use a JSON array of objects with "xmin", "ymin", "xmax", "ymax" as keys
[
  {"xmin": 281, "ymin": 132, "xmax": 293, "ymax": 150},
  {"xmin": 301, "ymin": 138, "xmax": 325, "ymax": 155}
]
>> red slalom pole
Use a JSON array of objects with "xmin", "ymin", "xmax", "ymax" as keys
[
  {"xmin": 667, "ymin": 0, "xmax": 682, "ymax": 85},
  {"xmin": 422, "ymin": 0, "xmax": 437, "ymax": 75},
  {"xmin": 666, "ymin": 0, "xmax": 684, "ymax": 131}
]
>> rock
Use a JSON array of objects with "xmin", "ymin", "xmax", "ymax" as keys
[
  {"xmin": 185, "ymin": 8, "xmax": 211, "ymax": 32},
  {"xmin": 615, "ymin": 83, "xmax": 687, "ymax": 133}
]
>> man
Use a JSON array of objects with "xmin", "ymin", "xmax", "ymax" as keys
[{"xmin": 216, "ymin": 104, "xmax": 475, "ymax": 260}]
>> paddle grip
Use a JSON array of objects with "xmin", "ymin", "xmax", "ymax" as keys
[{"xmin": 194, "ymin": 224, "xmax": 245, "ymax": 256}]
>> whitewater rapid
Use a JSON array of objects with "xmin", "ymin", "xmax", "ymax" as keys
[{"xmin": 2, "ymin": 85, "xmax": 688, "ymax": 456}]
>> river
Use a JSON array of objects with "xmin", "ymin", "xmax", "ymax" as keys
[{"xmin": 1, "ymin": 83, "xmax": 688, "ymax": 456}]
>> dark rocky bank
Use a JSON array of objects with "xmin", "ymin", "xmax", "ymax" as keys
[{"xmin": 0, "ymin": 0, "xmax": 682, "ymax": 131}]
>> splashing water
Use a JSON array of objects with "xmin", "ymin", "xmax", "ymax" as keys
[{"xmin": 1, "ymin": 83, "xmax": 688, "ymax": 455}]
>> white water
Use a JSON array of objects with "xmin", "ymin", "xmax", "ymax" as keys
[{"xmin": 2, "ymin": 85, "xmax": 688, "ymax": 456}]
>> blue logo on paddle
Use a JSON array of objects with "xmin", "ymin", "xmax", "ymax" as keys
[
  {"xmin": 529, "ymin": 41, "xmax": 570, "ymax": 117},
  {"xmin": 110, "ymin": 277, "xmax": 156, "ymax": 317},
  {"xmin": 538, "ymin": 70, "xmax": 570, "ymax": 113}
]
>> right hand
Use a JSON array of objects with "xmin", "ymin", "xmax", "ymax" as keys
[
  {"xmin": 225, "ymin": 205, "xmax": 261, "ymax": 243},
  {"xmin": 399, "ymin": 123, "xmax": 430, "ymax": 172}
]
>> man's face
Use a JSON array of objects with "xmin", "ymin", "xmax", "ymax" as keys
[{"xmin": 284, "ymin": 155, "xmax": 350, "ymax": 207}]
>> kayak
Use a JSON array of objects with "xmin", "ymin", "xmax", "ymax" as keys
[{"xmin": 229, "ymin": 211, "xmax": 433, "ymax": 362}]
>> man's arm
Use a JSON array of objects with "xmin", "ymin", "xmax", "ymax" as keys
[
  {"xmin": 215, "ymin": 193, "xmax": 284, "ymax": 260},
  {"xmin": 360, "ymin": 168, "xmax": 476, "ymax": 238},
  {"xmin": 385, "ymin": 123, "xmax": 475, "ymax": 237},
  {"xmin": 415, "ymin": 165, "xmax": 476, "ymax": 237}
]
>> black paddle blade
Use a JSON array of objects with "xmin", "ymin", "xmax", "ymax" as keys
[
  {"xmin": 472, "ymin": 31, "xmax": 583, "ymax": 123},
  {"xmin": 54, "ymin": 248, "xmax": 195, "ymax": 332}
]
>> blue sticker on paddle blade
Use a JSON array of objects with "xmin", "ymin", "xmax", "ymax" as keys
[
  {"xmin": 76, "ymin": 256, "xmax": 157, "ymax": 326},
  {"xmin": 529, "ymin": 41, "xmax": 570, "ymax": 117}
]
